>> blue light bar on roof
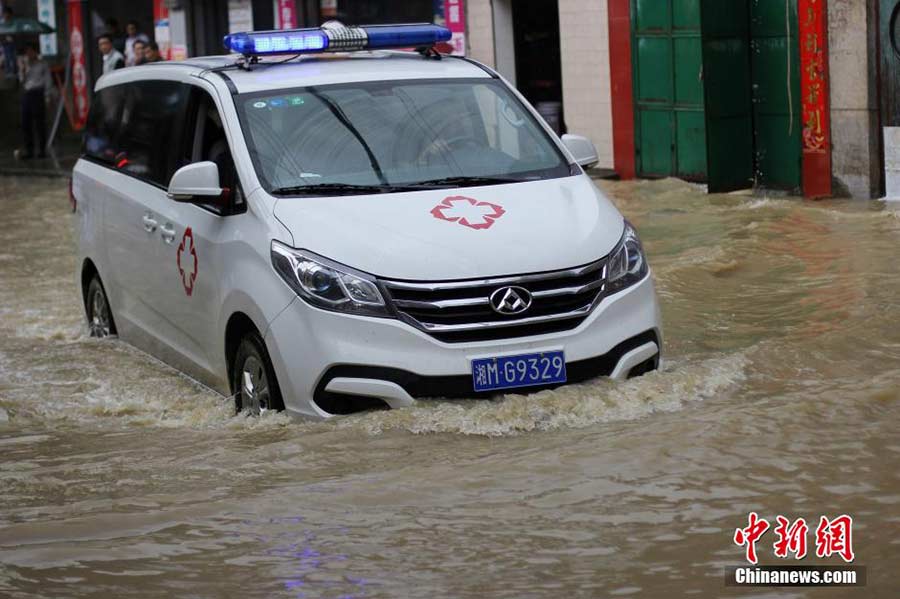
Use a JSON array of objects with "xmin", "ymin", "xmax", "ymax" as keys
[{"xmin": 223, "ymin": 23, "xmax": 451, "ymax": 56}]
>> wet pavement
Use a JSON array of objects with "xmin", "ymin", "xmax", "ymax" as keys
[{"xmin": 0, "ymin": 175, "xmax": 899, "ymax": 597}]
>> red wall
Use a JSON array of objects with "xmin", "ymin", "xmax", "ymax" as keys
[{"xmin": 608, "ymin": 0, "xmax": 635, "ymax": 180}]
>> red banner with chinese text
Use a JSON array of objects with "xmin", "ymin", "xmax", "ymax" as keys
[
  {"xmin": 67, "ymin": 0, "xmax": 88, "ymax": 131},
  {"xmin": 277, "ymin": 0, "xmax": 298, "ymax": 29},
  {"xmin": 799, "ymin": 0, "xmax": 831, "ymax": 198},
  {"xmin": 444, "ymin": 0, "xmax": 466, "ymax": 56}
]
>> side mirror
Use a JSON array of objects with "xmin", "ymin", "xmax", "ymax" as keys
[
  {"xmin": 167, "ymin": 161, "xmax": 224, "ymax": 203},
  {"xmin": 561, "ymin": 134, "xmax": 600, "ymax": 169}
]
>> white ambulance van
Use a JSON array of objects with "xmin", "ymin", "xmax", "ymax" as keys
[{"xmin": 73, "ymin": 23, "xmax": 662, "ymax": 418}]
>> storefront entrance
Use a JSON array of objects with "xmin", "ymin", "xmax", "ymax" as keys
[
  {"xmin": 630, "ymin": 0, "xmax": 802, "ymax": 192},
  {"xmin": 632, "ymin": 0, "xmax": 706, "ymax": 180}
]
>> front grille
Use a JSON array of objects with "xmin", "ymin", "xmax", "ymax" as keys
[{"xmin": 380, "ymin": 260, "xmax": 607, "ymax": 343}]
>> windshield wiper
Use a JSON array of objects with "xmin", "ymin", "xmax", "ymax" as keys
[
  {"xmin": 404, "ymin": 175, "xmax": 527, "ymax": 188},
  {"xmin": 271, "ymin": 183, "xmax": 415, "ymax": 196}
]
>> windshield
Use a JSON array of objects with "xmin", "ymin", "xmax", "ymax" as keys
[{"xmin": 236, "ymin": 78, "xmax": 573, "ymax": 195}]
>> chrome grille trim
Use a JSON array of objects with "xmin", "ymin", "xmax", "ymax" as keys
[
  {"xmin": 393, "ymin": 296, "xmax": 490, "ymax": 310},
  {"xmin": 416, "ymin": 304, "xmax": 595, "ymax": 332},
  {"xmin": 380, "ymin": 260, "xmax": 608, "ymax": 342},
  {"xmin": 531, "ymin": 279, "xmax": 605, "ymax": 298},
  {"xmin": 381, "ymin": 260, "xmax": 604, "ymax": 292}
]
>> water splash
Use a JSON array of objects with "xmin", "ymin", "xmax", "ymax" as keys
[{"xmin": 334, "ymin": 352, "xmax": 748, "ymax": 437}]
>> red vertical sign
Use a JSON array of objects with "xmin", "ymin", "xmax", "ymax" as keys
[
  {"xmin": 67, "ymin": 0, "xmax": 88, "ymax": 131},
  {"xmin": 277, "ymin": 0, "xmax": 298, "ymax": 29},
  {"xmin": 444, "ymin": 0, "xmax": 465, "ymax": 56},
  {"xmin": 799, "ymin": 0, "xmax": 831, "ymax": 198}
]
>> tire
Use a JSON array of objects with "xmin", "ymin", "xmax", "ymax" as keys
[
  {"xmin": 231, "ymin": 331, "xmax": 285, "ymax": 415},
  {"xmin": 85, "ymin": 276, "xmax": 116, "ymax": 338}
]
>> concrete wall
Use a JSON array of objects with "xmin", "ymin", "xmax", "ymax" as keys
[
  {"xmin": 466, "ymin": 0, "xmax": 495, "ymax": 68},
  {"xmin": 558, "ymin": 0, "xmax": 613, "ymax": 168},
  {"xmin": 828, "ymin": 0, "xmax": 882, "ymax": 198}
]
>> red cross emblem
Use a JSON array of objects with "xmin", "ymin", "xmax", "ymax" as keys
[
  {"xmin": 430, "ymin": 196, "xmax": 506, "ymax": 230},
  {"xmin": 177, "ymin": 227, "xmax": 198, "ymax": 297}
]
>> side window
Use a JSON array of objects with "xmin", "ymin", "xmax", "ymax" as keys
[
  {"xmin": 83, "ymin": 86, "xmax": 126, "ymax": 166},
  {"xmin": 182, "ymin": 87, "xmax": 244, "ymax": 215},
  {"xmin": 117, "ymin": 80, "xmax": 189, "ymax": 186}
]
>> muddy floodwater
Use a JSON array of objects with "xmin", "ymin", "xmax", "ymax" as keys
[{"xmin": 1, "ymin": 176, "xmax": 899, "ymax": 598}]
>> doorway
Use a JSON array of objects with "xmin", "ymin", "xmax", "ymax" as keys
[
  {"xmin": 632, "ymin": 0, "xmax": 803, "ymax": 191},
  {"xmin": 632, "ymin": 0, "xmax": 707, "ymax": 180},
  {"xmin": 512, "ymin": 0, "xmax": 564, "ymax": 134},
  {"xmin": 879, "ymin": 0, "xmax": 900, "ymax": 126},
  {"xmin": 701, "ymin": 0, "xmax": 801, "ymax": 192}
]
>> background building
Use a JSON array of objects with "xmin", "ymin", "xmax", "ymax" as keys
[
  {"xmin": 468, "ymin": 0, "xmax": 883, "ymax": 200},
  {"xmin": 0, "ymin": 0, "xmax": 887, "ymax": 199}
]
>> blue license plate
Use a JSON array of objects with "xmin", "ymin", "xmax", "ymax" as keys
[{"xmin": 472, "ymin": 350, "xmax": 567, "ymax": 392}]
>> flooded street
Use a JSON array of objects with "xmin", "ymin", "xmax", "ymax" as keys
[{"xmin": 1, "ymin": 175, "xmax": 899, "ymax": 597}]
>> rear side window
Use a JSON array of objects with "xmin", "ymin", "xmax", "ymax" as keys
[
  {"xmin": 83, "ymin": 86, "xmax": 126, "ymax": 167},
  {"xmin": 83, "ymin": 80, "xmax": 189, "ymax": 186}
]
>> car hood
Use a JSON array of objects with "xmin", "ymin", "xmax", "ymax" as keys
[{"xmin": 271, "ymin": 175, "xmax": 625, "ymax": 280}]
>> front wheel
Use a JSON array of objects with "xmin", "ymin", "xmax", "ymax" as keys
[
  {"xmin": 85, "ymin": 276, "xmax": 116, "ymax": 338},
  {"xmin": 232, "ymin": 331, "xmax": 285, "ymax": 415}
]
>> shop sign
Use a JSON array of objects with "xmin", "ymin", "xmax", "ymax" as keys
[
  {"xmin": 67, "ymin": 0, "xmax": 88, "ymax": 130},
  {"xmin": 36, "ymin": 0, "xmax": 57, "ymax": 55},
  {"xmin": 798, "ymin": 0, "xmax": 831, "ymax": 198}
]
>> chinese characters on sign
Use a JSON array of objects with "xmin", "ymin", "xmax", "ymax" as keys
[
  {"xmin": 798, "ymin": 0, "xmax": 831, "ymax": 198},
  {"xmin": 799, "ymin": 0, "xmax": 828, "ymax": 152},
  {"xmin": 734, "ymin": 513, "xmax": 855, "ymax": 564},
  {"xmin": 66, "ymin": 0, "xmax": 88, "ymax": 131}
]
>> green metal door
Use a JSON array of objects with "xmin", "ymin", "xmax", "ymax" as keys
[
  {"xmin": 632, "ymin": 0, "xmax": 707, "ymax": 179},
  {"xmin": 750, "ymin": 0, "xmax": 802, "ymax": 191},
  {"xmin": 701, "ymin": 0, "xmax": 754, "ymax": 192}
]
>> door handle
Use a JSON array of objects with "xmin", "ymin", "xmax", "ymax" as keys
[
  {"xmin": 160, "ymin": 223, "xmax": 176, "ymax": 244},
  {"xmin": 142, "ymin": 213, "xmax": 158, "ymax": 233}
]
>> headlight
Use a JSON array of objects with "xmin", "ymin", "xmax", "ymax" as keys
[
  {"xmin": 271, "ymin": 241, "xmax": 390, "ymax": 317},
  {"xmin": 606, "ymin": 222, "xmax": 648, "ymax": 294}
]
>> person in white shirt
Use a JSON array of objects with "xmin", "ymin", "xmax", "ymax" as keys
[
  {"xmin": 124, "ymin": 20, "xmax": 149, "ymax": 67},
  {"xmin": 98, "ymin": 34, "xmax": 124, "ymax": 74},
  {"xmin": 18, "ymin": 43, "xmax": 52, "ymax": 159}
]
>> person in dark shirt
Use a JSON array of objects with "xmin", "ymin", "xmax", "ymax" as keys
[
  {"xmin": 104, "ymin": 17, "xmax": 126, "ymax": 53},
  {"xmin": 143, "ymin": 41, "xmax": 164, "ymax": 64},
  {"xmin": 17, "ymin": 43, "xmax": 52, "ymax": 159}
]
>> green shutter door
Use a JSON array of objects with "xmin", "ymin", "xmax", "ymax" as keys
[
  {"xmin": 633, "ymin": 0, "xmax": 706, "ymax": 180},
  {"xmin": 700, "ymin": 0, "xmax": 754, "ymax": 192},
  {"xmin": 750, "ymin": 0, "xmax": 802, "ymax": 191}
]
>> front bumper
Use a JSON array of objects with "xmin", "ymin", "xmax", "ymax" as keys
[{"xmin": 265, "ymin": 273, "xmax": 662, "ymax": 419}]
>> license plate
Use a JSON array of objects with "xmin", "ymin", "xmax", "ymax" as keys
[{"xmin": 471, "ymin": 350, "xmax": 567, "ymax": 392}]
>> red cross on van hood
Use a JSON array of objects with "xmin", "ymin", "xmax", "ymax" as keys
[{"xmin": 271, "ymin": 176, "xmax": 625, "ymax": 280}]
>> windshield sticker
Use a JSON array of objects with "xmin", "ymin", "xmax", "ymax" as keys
[
  {"xmin": 499, "ymin": 100, "xmax": 525, "ymax": 127},
  {"xmin": 431, "ymin": 196, "xmax": 506, "ymax": 230},
  {"xmin": 252, "ymin": 101, "xmax": 267, "ymax": 109},
  {"xmin": 177, "ymin": 227, "xmax": 198, "ymax": 297}
]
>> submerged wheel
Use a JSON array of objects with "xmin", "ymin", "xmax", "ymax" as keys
[
  {"xmin": 232, "ymin": 331, "xmax": 285, "ymax": 415},
  {"xmin": 85, "ymin": 276, "xmax": 116, "ymax": 337}
]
